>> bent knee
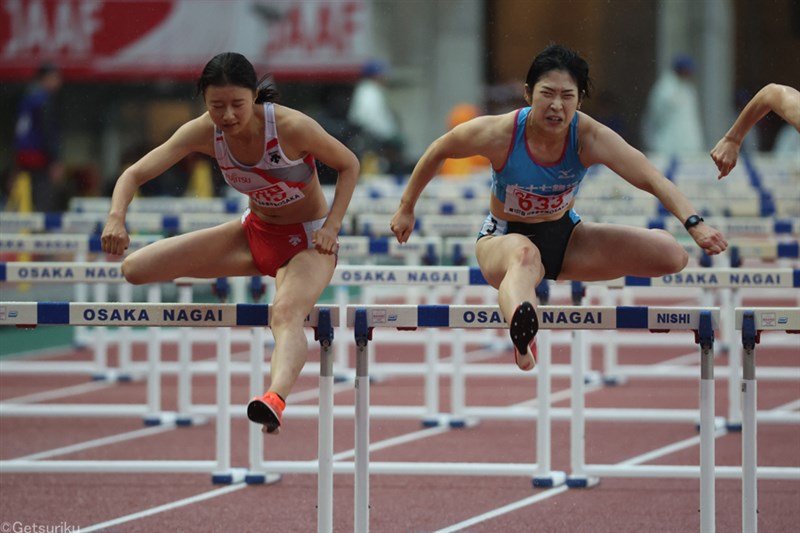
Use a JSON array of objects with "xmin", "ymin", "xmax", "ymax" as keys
[
  {"xmin": 507, "ymin": 236, "xmax": 542, "ymax": 267},
  {"xmin": 121, "ymin": 255, "xmax": 150, "ymax": 285},
  {"xmin": 269, "ymin": 299, "xmax": 307, "ymax": 329},
  {"xmin": 653, "ymin": 231, "xmax": 689, "ymax": 274}
]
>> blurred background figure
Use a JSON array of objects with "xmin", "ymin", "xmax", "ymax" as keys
[
  {"xmin": 315, "ymin": 85, "xmax": 365, "ymax": 185},
  {"xmin": 11, "ymin": 62, "xmax": 64, "ymax": 212},
  {"xmin": 773, "ymin": 121, "xmax": 800, "ymax": 158},
  {"xmin": 439, "ymin": 103, "xmax": 490, "ymax": 178},
  {"xmin": 347, "ymin": 59, "xmax": 407, "ymax": 175},
  {"xmin": 642, "ymin": 54, "xmax": 705, "ymax": 156}
]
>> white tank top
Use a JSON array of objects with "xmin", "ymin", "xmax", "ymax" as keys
[{"xmin": 213, "ymin": 102, "xmax": 317, "ymax": 208}]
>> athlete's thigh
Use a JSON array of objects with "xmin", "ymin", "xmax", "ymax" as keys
[
  {"xmin": 559, "ymin": 222, "xmax": 681, "ymax": 281},
  {"xmin": 273, "ymin": 249, "xmax": 337, "ymax": 310},
  {"xmin": 125, "ymin": 219, "xmax": 260, "ymax": 281},
  {"xmin": 475, "ymin": 234, "xmax": 539, "ymax": 288}
]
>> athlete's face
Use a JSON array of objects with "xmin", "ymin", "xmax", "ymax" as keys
[
  {"xmin": 524, "ymin": 70, "xmax": 581, "ymax": 133},
  {"xmin": 204, "ymin": 85, "xmax": 256, "ymax": 134}
]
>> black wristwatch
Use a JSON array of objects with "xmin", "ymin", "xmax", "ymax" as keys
[{"xmin": 684, "ymin": 215, "xmax": 704, "ymax": 230}]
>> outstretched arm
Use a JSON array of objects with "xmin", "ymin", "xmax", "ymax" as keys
[
  {"xmin": 710, "ymin": 84, "xmax": 800, "ymax": 179},
  {"xmin": 391, "ymin": 115, "xmax": 505, "ymax": 243},
  {"xmin": 579, "ymin": 113, "xmax": 728, "ymax": 255},
  {"xmin": 101, "ymin": 116, "xmax": 212, "ymax": 255}
]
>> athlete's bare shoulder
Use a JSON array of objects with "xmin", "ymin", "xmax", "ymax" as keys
[
  {"xmin": 169, "ymin": 112, "xmax": 217, "ymax": 157},
  {"xmin": 450, "ymin": 110, "xmax": 518, "ymax": 163},
  {"xmin": 272, "ymin": 103, "xmax": 316, "ymax": 132}
]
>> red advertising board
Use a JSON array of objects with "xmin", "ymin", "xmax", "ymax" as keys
[{"xmin": 0, "ymin": 0, "xmax": 371, "ymax": 81}]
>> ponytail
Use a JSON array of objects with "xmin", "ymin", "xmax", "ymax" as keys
[{"xmin": 255, "ymin": 73, "xmax": 280, "ymax": 103}]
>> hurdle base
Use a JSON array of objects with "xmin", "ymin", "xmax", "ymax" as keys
[
  {"xmin": 212, "ymin": 468, "xmax": 249, "ymax": 485},
  {"xmin": 175, "ymin": 415, "xmax": 209, "ymax": 427},
  {"xmin": 90, "ymin": 369, "xmax": 138, "ymax": 383},
  {"xmin": 447, "ymin": 417, "xmax": 480, "ymax": 429},
  {"xmin": 725, "ymin": 421, "xmax": 742, "ymax": 432},
  {"xmin": 421, "ymin": 416, "xmax": 445, "ymax": 428},
  {"xmin": 694, "ymin": 416, "xmax": 726, "ymax": 433},
  {"xmin": 244, "ymin": 472, "xmax": 283, "ymax": 485},
  {"xmin": 532, "ymin": 471, "xmax": 567, "ymax": 488},
  {"xmin": 602, "ymin": 375, "xmax": 628, "ymax": 386},
  {"xmin": 566, "ymin": 475, "xmax": 600, "ymax": 489},
  {"xmin": 583, "ymin": 371, "xmax": 603, "ymax": 386},
  {"xmin": 143, "ymin": 412, "xmax": 178, "ymax": 426}
]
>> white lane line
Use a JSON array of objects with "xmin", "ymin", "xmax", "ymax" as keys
[
  {"xmin": 10, "ymin": 424, "xmax": 178, "ymax": 461},
  {"xmin": 1, "ymin": 381, "xmax": 114, "ymax": 404},
  {"xmin": 773, "ymin": 398, "xmax": 800, "ymax": 411},
  {"xmin": 333, "ymin": 425, "xmax": 450, "ymax": 462},
  {"xmin": 432, "ymin": 486, "xmax": 571, "ymax": 533},
  {"xmin": 79, "ymin": 483, "xmax": 248, "ymax": 532},
  {"xmin": 289, "ymin": 381, "xmax": 354, "ymax": 403},
  {"xmin": 618, "ymin": 429, "xmax": 727, "ymax": 466},
  {"xmin": 443, "ymin": 387, "xmax": 726, "ymax": 533},
  {"xmin": 432, "ymin": 414, "xmax": 728, "ymax": 532}
]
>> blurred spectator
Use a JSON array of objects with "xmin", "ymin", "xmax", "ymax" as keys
[
  {"xmin": 316, "ymin": 85, "xmax": 365, "ymax": 184},
  {"xmin": 642, "ymin": 54, "xmax": 705, "ymax": 155},
  {"xmin": 440, "ymin": 103, "xmax": 490, "ymax": 178},
  {"xmin": 12, "ymin": 62, "xmax": 64, "ymax": 211},
  {"xmin": 347, "ymin": 60, "xmax": 406, "ymax": 174},
  {"xmin": 773, "ymin": 123, "xmax": 800, "ymax": 158}
]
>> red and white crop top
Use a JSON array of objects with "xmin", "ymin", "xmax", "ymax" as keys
[{"xmin": 213, "ymin": 102, "xmax": 317, "ymax": 209}]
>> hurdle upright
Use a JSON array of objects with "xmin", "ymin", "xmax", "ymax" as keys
[
  {"xmin": 345, "ymin": 304, "xmax": 720, "ymax": 533},
  {"xmin": 735, "ymin": 307, "xmax": 800, "ymax": 533}
]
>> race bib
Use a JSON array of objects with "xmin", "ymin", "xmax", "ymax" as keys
[
  {"xmin": 249, "ymin": 181, "xmax": 305, "ymax": 208},
  {"xmin": 504, "ymin": 185, "xmax": 575, "ymax": 217}
]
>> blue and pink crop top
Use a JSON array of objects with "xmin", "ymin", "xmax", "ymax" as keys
[
  {"xmin": 214, "ymin": 102, "xmax": 317, "ymax": 209},
  {"xmin": 492, "ymin": 108, "xmax": 588, "ymax": 218}
]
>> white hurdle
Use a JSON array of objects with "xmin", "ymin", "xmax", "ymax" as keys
[
  {"xmin": 734, "ymin": 307, "xmax": 800, "ymax": 533},
  {"xmin": 617, "ymin": 268, "xmax": 800, "ymax": 431},
  {"xmin": 345, "ymin": 304, "xmax": 720, "ymax": 533},
  {"xmin": 0, "ymin": 301, "xmax": 341, "ymax": 531},
  {"xmin": 0, "ymin": 302, "xmax": 334, "ymax": 478}
]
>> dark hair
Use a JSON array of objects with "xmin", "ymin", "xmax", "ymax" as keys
[
  {"xmin": 525, "ymin": 44, "xmax": 592, "ymax": 99},
  {"xmin": 196, "ymin": 52, "xmax": 279, "ymax": 103},
  {"xmin": 36, "ymin": 61, "xmax": 59, "ymax": 80}
]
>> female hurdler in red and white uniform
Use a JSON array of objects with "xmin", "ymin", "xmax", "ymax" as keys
[
  {"xmin": 391, "ymin": 44, "xmax": 727, "ymax": 371},
  {"xmin": 101, "ymin": 53, "xmax": 359, "ymax": 434}
]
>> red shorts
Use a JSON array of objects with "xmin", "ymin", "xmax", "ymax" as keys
[{"xmin": 241, "ymin": 209, "xmax": 327, "ymax": 277}]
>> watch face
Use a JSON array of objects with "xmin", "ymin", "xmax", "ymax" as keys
[{"xmin": 685, "ymin": 215, "xmax": 702, "ymax": 229}]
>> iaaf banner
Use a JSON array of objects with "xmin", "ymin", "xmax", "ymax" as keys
[{"xmin": 0, "ymin": 0, "xmax": 371, "ymax": 80}]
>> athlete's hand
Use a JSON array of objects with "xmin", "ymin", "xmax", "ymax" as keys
[
  {"xmin": 390, "ymin": 208, "xmax": 415, "ymax": 244},
  {"xmin": 312, "ymin": 226, "xmax": 339, "ymax": 255},
  {"xmin": 101, "ymin": 216, "xmax": 130, "ymax": 256},
  {"xmin": 689, "ymin": 223, "xmax": 728, "ymax": 256},
  {"xmin": 709, "ymin": 137, "xmax": 740, "ymax": 179}
]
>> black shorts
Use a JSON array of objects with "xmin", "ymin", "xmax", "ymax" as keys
[{"xmin": 477, "ymin": 210, "xmax": 581, "ymax": 280}]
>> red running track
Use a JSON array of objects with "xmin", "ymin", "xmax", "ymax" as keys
[{"xmin": 1, "ymin": 324, "xmax": 798, "ymax": 533}]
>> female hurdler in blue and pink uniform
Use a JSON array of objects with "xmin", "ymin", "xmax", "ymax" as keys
[
  {"xmin": 101, "ymin": 53, "xmax": 359, "ymax": 434},
  {"xmin": 391, "ymin": 44, "xmax": 727, "ymax": 371}
]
